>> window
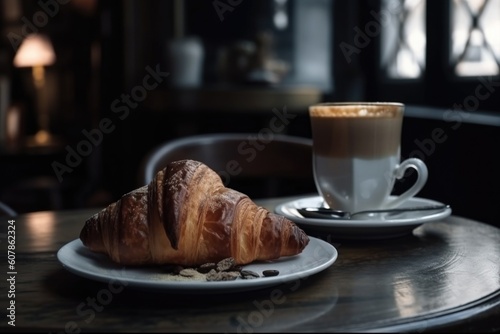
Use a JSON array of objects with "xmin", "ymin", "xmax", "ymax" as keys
[
  {"xmin": 289, "ymin": 0, "xmax": 332, "ymax": 90},
  {"xmin": 381, "ymin": 0, "xmax": 426, "ymax": 79},
  {"xmin": 450, "ymin": 0, "xmax": 500, "ymax": 76},
  {"xmin": 364, "ymin": 0, "xmax": 499, "ymax": 110},
  {"xmin": 380, "ymin": 0, "xmax": 500, "ymax": 79}
]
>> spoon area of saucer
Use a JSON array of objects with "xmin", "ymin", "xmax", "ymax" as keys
[{"xmin": 297, "ymin": 204, "xmax": 450, "ymax": 220}]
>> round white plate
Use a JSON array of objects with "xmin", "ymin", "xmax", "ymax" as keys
[
  {"xmin": 57, "ymin": 237, "xmax": 337, "ymax": 293},
  {"xmin": 275, "ymin": 196, "xmax": 452, "ymax": 240}
]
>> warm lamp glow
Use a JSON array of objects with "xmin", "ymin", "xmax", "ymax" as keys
[
  {"xmin": 13, "ymin": 34, "xmax": 56, "ymax": 68},
  {"xmin": 13, "ymin": 33, "xmax": 59, "ymax": 147}
]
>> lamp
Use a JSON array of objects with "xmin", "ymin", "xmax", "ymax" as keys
[{"xmin": 13, "ymin": 33, "xmax": 57, "ymax": 146}]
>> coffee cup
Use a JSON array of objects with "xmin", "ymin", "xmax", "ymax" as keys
[{"xmin": 309, "ymin": 102, "xmax": 428, "ymax": 212}]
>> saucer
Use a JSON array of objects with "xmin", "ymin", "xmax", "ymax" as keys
[{"xmin": 274, "ymin": 196, "xmax": 452, "ymax": 240}]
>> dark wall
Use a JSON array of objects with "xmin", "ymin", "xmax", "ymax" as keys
[{"xmin": 400, "ymin": 114, "xmax": 500, "ymax": 227}]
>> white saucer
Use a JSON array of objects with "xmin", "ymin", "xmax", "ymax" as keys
[{"xmin": 275, "ymin": 196, "xmax": 452, "ymax": 240}]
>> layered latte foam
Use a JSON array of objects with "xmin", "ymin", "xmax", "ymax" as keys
[{"xmin": 309, "ymin": 103, "xmax": 403, "ymax": 159}]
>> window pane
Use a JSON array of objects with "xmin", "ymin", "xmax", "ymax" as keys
[
  {"xmin": 451, "ymin": 0, "xmax": 500, "ymax": 76},
  {"xmin": 291, "ymin": 0, "xmax": 332, "ymax": 91},
  {"xmin": 381, "ymin": 0, "xmax": 426, "ymax": 79}
]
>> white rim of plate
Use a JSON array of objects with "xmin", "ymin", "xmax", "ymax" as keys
[{"xmin": 57, "ymin": 237, "xmax": 338, "ymax": 292}]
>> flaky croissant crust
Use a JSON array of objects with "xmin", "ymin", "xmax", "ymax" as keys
[{"xmin": 80, "ymin": 159, "xmax": 309, "ymax": 266}]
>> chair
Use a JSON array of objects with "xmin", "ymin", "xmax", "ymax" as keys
[{"xmin": 138, "ymin": 133, "xmax": 316, "ymax": 199}]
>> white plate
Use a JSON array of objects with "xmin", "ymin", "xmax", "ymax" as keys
[
  {"xmin": 275, "ymin": 196, "xmax": 452, "ymax": 240},
  {"xmin": 57, "ymin": 237, "xmax": 337, "ymax": 293}
]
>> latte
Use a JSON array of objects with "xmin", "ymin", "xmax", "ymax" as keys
[{"xmin": 309, "ymin": 102, "xmax": 427, "ymax": 212}]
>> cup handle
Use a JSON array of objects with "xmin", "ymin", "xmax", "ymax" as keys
[{"xmin": 384, "ymin": 158, "xmax": 428, "ymax": 209}]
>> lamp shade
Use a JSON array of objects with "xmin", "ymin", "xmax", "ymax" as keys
[{"xmin": 13, "ymin": 34, "xmax": 56, "ymax": 67}]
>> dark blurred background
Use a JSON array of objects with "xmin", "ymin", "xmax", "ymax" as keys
[{"xmin": 0, "ymin": 0, "xmax": 499, "ymax": 226}]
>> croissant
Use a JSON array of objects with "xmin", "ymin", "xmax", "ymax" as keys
[{"xmin": 80, "ymin": 159, "xmax": 309, "ymax": 266}]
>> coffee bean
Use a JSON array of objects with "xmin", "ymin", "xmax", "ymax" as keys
[
  {"xmin": 241, "ymin": 270, "xmax": 260, "ymax": 279},
  {"xmin": 262, "ymin": 270, "xmax": 279, "ymax": 277}
]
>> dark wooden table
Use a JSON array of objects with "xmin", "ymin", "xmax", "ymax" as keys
[{"xmin": 2, "ymin": 196, "xmax": 500, "ymax": 332}]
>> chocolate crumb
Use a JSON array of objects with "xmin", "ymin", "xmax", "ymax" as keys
[
  {"xmin": 206, "ymin": 270, "xmax": 240, "ymax": 281},
  {"xmin": 197, "ymin": 263, "xmax": 216, "ymax": 273},
  {"xmin": 219, "ymin": 271, "xmax": 241, "ymax": 281},
  {"xmin": 205, "ymin": 269, "xmax": 217, "ymax": 281},
  {"xmin": 216, "ymin": 257, "xmax": 235, "ymax": 272},
  {"xmin": 160, "ymin": 258, "xmax": 276, "ymax": 282},
  {"xmin": 179, "ymin": 268, "xmax": 198, "ymax": 277}
]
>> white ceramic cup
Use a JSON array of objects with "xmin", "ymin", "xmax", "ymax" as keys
[{"xmin": 309, "ymin": 102, "xmax": 428, "ymax": 212}]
